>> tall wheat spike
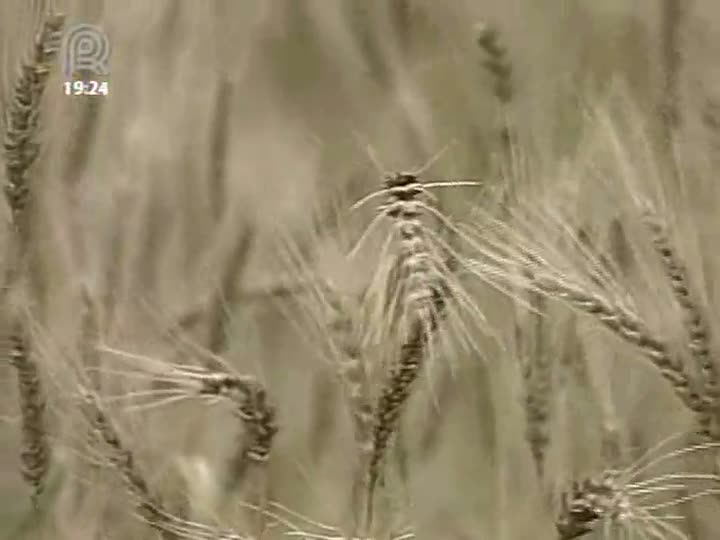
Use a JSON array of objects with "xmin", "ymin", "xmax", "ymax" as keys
[
  {"xmin": 363, "ymin": 171, "xmax": 455, "ymax": 533},
  {"xmin": 3, "ymin": 13, "xmax": 64, "ymax": 242},
  {"xmin": 2, "ymin": 11, "xmax": 65, "ymax": 507},
  {"xmin": 643, "ymin": 209, "xmax": 719, "ymax": 411}
]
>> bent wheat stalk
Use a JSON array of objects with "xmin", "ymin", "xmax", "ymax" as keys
[
  {"xmin": 78, "ymin": 387, "xmax": 251, "ymax": 540},
  {"xmin": 531, "ymin": 273, "xmax": 702, "ymax": 415},
  {"xmin": 92, "ymin": 348, "xmax": 278, "ymax": 489},
  {"xmin": 197, "ymin": 371, "xmax": 278, "ymax": 490}
]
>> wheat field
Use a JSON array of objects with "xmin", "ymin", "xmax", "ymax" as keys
[{"xmin": 2, "ymin": 1, "xmax": 720, "ymax": 539}]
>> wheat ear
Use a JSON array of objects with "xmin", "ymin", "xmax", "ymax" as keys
[
  {"xmin": 3, "ymin": 13, "xmax": 64, "ymax": 241},
  {"xmin": 3, "ymin": 12, "xmax": 64, "ymax": 507},
  {"xmin": 474, "ymin": 21, "xmax": 513, "ymax": 105},
  {"xmin": 196, "ymin": 371, "xmax": 278, "ymax": 489},
  {"xmin": 555, "ymin": 440, "xmax": 720, "ymax": 540},
  {"xmin": 322, "ymin": 288, "xmax": 375, "ymax": 535},
  {"xmin": 643, "ymin": 209, "xmax": 718, "ymax": 412},
  {"xmin": 530, "ymin": 273, "xmax": 701, "ymax": 417},
  {"xmin": 359, "ymin": 172, "xmax": 454, "ymax": 532},
  {"xmin": 366, "ymin": 298, "xmax": 447, "ymax": 524},
  {"xmin": 369, "ymin": 172, "xmax": 451, "ymax": 461},
  {"xmin": 556, "ymin": 471, "xmax": 629, "ymax": 540},
  {"xmin": 9, "ymin": 322, "xmax": 48, "ymax": 507},
  {"xmin": 517, "ymin": 287, "xmax": 552, "ymax": 481},
  {"xmin": 326, "ymin": 290, "xmax": 373, "ymax": 456}
]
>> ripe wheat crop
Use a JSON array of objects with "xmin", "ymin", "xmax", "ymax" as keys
[{"xmin": 2, "ymin": 1, "xmax": 720, "ymax": 539}]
